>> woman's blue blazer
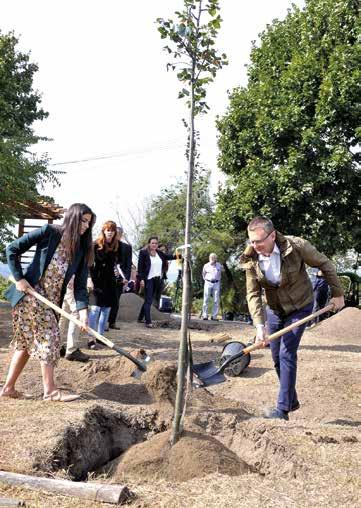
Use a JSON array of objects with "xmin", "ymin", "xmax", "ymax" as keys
[{"xmin": 5, "ymin": 224, "xmax": 89, "ymax": 310}]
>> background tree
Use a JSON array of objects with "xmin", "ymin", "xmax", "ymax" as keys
[
  {"xmin": 157, "ymin": 0, "xmax": 227, "ymax": 444},
  {"xmin": 216, "ymin": 0, "xmax": 361, "ymax": 258},
  {"xmin": 139, "ymin": 169, "xmax": 213, "ymax": 251},
  {"xmin": 138, "ymin": 171, "xmax": 248, "ymax": 313},
  {"xmin": 0, "ymin": 31, "xmax": 58, "ymax": 254}
]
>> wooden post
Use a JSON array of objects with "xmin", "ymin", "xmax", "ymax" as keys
[
  {"xmin": 17, "ymin": 219, "xmax": 24, "ymax": 238},
  {"xmin": 0, "ymin": 471, "xmax": 132, "ymax": 505}
]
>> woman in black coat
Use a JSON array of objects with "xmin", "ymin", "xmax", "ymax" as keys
[
  {"xmin": 88, "ymin": 221, "xmax": 119, "ymax": 346},
  {"xmin": 137, "ymin": 236, "xmax": 177, "ymax": 328}
]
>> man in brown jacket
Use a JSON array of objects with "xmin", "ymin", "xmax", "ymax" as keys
[{"xmin": 240, "ymin": 216, "xmax": 344, "ymax": 420}]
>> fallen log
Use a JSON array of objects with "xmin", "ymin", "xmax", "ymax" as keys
[
  {"xmin": 0, "ymin": 498, "xmax": 25, "ymax": 507},
  {"xmin": 0, "ymin": 471, "xmax": 132, "ymax": 505}
]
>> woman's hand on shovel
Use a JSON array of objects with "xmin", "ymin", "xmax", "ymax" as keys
[{"xmin": 15, "ymin": 278, "xmax": 33, "ymax": 293}]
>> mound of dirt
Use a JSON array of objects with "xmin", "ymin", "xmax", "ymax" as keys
[
  {"xmin": 113, "ymin": 427, "xmax": 249, "ymax": 482},
  {"xmin": 306, "ymin": 307, "xmax": 361, "ymax": 341},
  {"xmin": 79, "ymin": 349, "xmax": 148, "ymax": 385},
  {"xmin": 142, "ymin": 361, "xmax": 177, "ymax": 403},
  {"xmin": 118, "ymin": 293, "xmax": 168, "ymax": 322}
]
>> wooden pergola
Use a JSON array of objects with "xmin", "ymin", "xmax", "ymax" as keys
[
  {"xmin": 16, "ymin": 200, "xmax": 65, "ymax": 265},
  {"xmin": 17, "ymin": 200, "xmax": 65, "ymax": 237}
]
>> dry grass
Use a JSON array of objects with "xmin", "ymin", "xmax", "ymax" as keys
[{"xmin": 1, "ymin": 304, "xmax": 361, "ymax": 506}]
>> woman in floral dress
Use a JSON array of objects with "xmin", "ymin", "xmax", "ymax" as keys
[{"xmin": 0, "ymin": 203, "xmax": 95, "ymax": 402}]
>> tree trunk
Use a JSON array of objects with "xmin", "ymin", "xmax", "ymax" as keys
[{"xmin": 171, "ymin": 70, "xmax": 196, "ymax": 446}]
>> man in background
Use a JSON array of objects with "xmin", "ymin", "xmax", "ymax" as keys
[{"xmin": 202, "ymin": 253, "xmax": 222, "ymax": 321}]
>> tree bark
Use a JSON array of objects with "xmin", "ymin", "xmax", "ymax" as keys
[{"xmin": 171, "ymin": 68, "xmax": 196, "ymax": 446}]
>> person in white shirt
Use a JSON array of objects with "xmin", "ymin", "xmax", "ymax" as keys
[
  {"xmin": 137, "ymin": 236, "xmax": 177, "ymax": 328},
  {"xmin": 202, "ymin": 253, "xmax": 222, "ymax": 320}
]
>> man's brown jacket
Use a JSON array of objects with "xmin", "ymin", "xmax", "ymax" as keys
[{"xmin": 239, "ymin": 232, "xmax": 344, "ymax": 325}]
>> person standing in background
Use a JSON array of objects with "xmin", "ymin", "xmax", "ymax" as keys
[
  {"xmin": 59, "ymin": 275, "xmax": 90, "ymax": 362},
  {"xmin": 88, "ymin": 221, "xmax": 118, "ymax": 347},
  {"xmin": 137, "ymin": 236, "xmax": 177, "ymax": 328},
  {"xmin": 153, "ymin": 243, "xmax": 169, "ymax": 309},
  {"xmin": 107, "ymin": 226, "xmax": 132, "ymax": 330},
  {"xmin": 312, "ymin": 270, "xmax": 330, "ymax": 323},
  {"xmin": 202, "ymin": 253, "xmax": 222, "ymax": 321}
]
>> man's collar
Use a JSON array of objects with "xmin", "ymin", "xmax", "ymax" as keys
[{"xmin": 258, "ymin": 243, "xmax": 280, "ymax": 260}]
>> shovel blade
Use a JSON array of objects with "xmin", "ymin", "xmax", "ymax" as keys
[
  {"xmin": 192, "ymin": 360, "xmax": 226, "ymax": 387},
  {"xmin": 131, "ymin": 354, "xmax": 151, "ymax": 379}
]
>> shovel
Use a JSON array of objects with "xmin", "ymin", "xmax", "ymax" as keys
[
  {"xmin": 9, "ymin": 277, "xmax": 149, "ymax": 375},
  {"xmin": 193, "ymin": 303, "xmax": 334, "ymax": 387}
]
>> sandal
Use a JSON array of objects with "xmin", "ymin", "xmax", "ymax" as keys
[
  {"xmin": 43, "ymin": 389, "xmax": 80, "ymax": 402},
  {"xmin": 0, "ymin": 389, "xmax": 24, "ymax": 399}
]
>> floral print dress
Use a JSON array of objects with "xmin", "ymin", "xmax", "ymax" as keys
[{"xmin": 12, "ymin": 242, "xmax": 69, "ymax": 365}]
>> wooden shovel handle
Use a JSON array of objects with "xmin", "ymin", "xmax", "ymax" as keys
[
  {"xmin": 242, "ymin": 303, "xmax": 335, "ymax": 356},
  {"xmin": 8, "ymin": 276, "xmax": 147, "ymax": 371},
  {"xmin": 9, "ymin": 276, "xmax": 115, "ymax": 348}
]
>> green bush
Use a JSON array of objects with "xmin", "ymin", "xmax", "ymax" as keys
[
  {"xmin": 0, "ymin": 275, "xmax": 11, "ymax": 301},
  {"xmin": 191, "ymin": 297, "xmax": 203, "ymax": 316}
]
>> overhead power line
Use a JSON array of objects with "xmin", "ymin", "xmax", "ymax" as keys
[{"xmin": 49, "ymin": 139, "xmax": 184, "ymax": 167}]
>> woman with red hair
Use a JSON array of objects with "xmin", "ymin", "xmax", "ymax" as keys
[{"xmin": 88, "ymin": 221, "xmax": 118, "ymax": 347}]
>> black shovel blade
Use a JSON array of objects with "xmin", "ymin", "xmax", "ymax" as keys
[
  {"xmin": 193, "ymin": 350, "xmax": 248, "ymax": 387},
  {"xmin": 192, "ymin": 360, "xmax": 226, "ymax": 387}
]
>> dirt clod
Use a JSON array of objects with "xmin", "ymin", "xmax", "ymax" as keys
[{"xmin": 142, "ymin": 361, "xmax": 177, "ymax": 403}]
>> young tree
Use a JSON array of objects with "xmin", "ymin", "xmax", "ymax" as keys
[
  {"xmin": 157, "ymin": 0, "xmax": 227, "ymax": 444},
  {"xmin": 0, "ymin": 31, "xmax": 58, "ymax": 253},
  {"xmin": 216, "ymin": 0, "xmax": 361, "ymax": 257}
]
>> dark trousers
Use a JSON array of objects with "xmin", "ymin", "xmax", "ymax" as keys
[
  {"xmin": 108, "ymin": 283, "xmax": 123, "ymax": 325},
  {"xmin": 138, "ymin": 277, "xmax": 161, "ymax": 324},
  {"xmin": 314, "ymin": 288, "xmax": 329, "ymax": 322},
  {"xmin": 153, "ymin": 276, "xmax": 166, "ymax": 309},
  {"xmin": 266, "ymin": 301, "xmax": 314, "ymax": 412}
]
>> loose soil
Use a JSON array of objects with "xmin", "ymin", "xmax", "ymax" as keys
[{"xmin": 0, "ymin": 302, "xmax": 361, "ymax": 507}]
